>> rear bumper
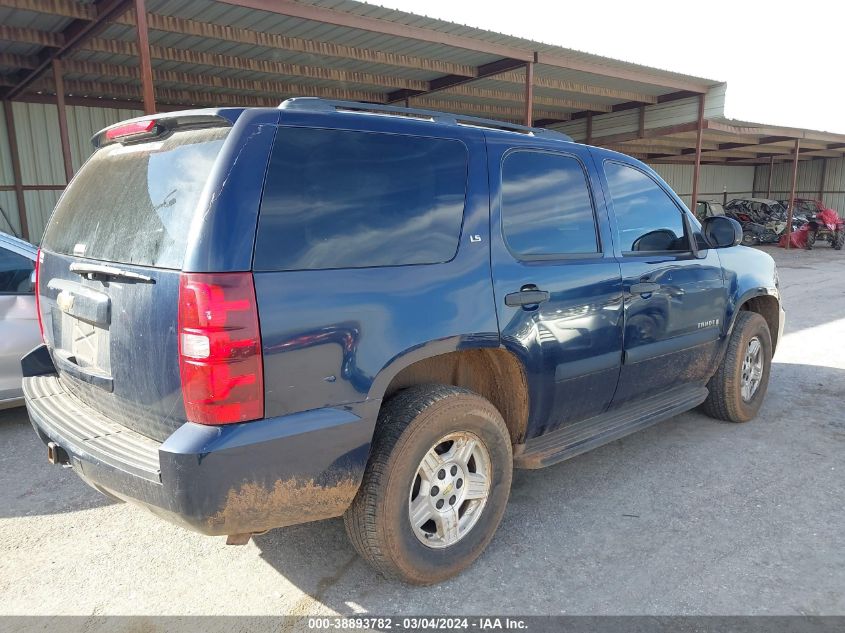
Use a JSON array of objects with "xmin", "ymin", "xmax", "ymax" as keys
[{"xmin": 24, "ymin": 366, "xmax": 378, "ymax": 536}]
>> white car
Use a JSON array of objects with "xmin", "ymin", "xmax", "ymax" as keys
[{"xmin": 0, "ymin": 232, "xmax": 40, "ymax": 410}]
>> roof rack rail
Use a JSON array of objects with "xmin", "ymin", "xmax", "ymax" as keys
[{"xmin": 279, "ymin": 97, "xmax": 572, "ymax": 141}]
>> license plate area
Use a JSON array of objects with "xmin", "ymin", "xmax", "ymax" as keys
[
  {"xmin": 70, "ymin": 316, "xmax": 100, "ymax": 368},
  {"xmin": 46, "ymin": 278, "xmax": 114, "ymax": 387},
  {"xmin": 55, "ymin": 310, "xmax": 112, "ymax": 376}
]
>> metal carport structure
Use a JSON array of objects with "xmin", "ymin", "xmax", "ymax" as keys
[{"xmin": 2, "ymin": 0, "xmax": 845, "ymax": 243}]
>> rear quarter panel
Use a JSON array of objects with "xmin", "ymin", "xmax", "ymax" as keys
[{"xmin": 254, "ymin": 114, "xmax": 499, "ymax": 418}]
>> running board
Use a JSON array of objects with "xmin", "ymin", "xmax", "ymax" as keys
[{"xmin": 513, "ymin": 386, "xmax": 709, "ymax": 469}]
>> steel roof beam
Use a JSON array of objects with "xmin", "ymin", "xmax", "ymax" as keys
[
  {"xmin": 0, "ymin": 24, "xmax": 64, "ymax": 47},
  {"xmin": 2, "ymin": 0, "xmax": 133, "ymax": 100},
  {"xmin": 31, "ymin": 77, "xmax": 282, "ymax": 107},
  {"xmin": 496, "ymin": 72, "xmax": 658, "ymax": 103},
  {"xmin": 32, "ymin": 73, "xmax": 386, "ymax": 105},
  {"xmin": 13, "ymin": 90, "xmax": 188, "ymax": 111},
  {"xmin": 0, "ymin": 0, "xmax": 94, "ymax": 19},
  {"xmin": 569, "ymin": 89, "xmax": 701, "ymax": 121},
  {"xmin": 534, "ymin": 118, "xmax": 569, "ymax": 127},
  {"xmin": 649, "ymin": 134, "xmax": 800, "ymax": 159},
  {"xmin": 707, "ymin": 120, "xmax": 845, "ymax": 144},
  {"xmin": 589, "ymin": 121, "xmax": 702, "ymax": 146},
  {"xmin": 78, "ymin": 40, "xmax": 431, "ymax": 92},
  {"xmin": 403, "ymin": 97, "xmax": 570, "ymax": 122},
  {"xmin": 535, "ymin": 53, "xmax": 709, "ymax": 93},
  {"xmin": 1, "ymin": 100, "xmax": 29, "ymax": 239},
  {"xmin": 616, "ymin": 137, "xmax": 721, "ymax": 151},
  {"xmin": 0, "ymin": 53, "xmax": 39, "ymax": 70},
  {"xmin": 442, "ymin": 85, "xmax": 613, "ymax": 112},
  {"xmin": 387, "ymin": 57, "xmax": 526, "ymax": 104}
]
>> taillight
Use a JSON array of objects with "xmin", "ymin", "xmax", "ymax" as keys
[
  {"xmin": 35, "ymin": 248, "xmax": 45, "ymax": 343},
  {"xmin": 177, "ymin": 272, "xmax": 264, "ymax": 425}
]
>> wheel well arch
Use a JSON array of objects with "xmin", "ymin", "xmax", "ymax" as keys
[
  {"xmin": 383, "ymin": 348, "xmax": 529, "ymax": 444},
  {"xmin": 738, "ymin": 294, "xmax": 781, "ymax": 352}
]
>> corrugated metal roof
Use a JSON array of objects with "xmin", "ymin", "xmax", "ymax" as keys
[
  {"xmin": 0, "ymin": 0, "xmax": 720, "ymax": 105},
  {"xmin": 3, "ymin": 0, "xmax": 845, "ymax": 167}
]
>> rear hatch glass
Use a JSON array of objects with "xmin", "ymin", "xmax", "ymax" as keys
[
  {"xmin": 39, "ymin": 125, "xmax": 230, "ymax": 441},
  {"xmin": 43, "ymin": 126, "xmax": 229, "ymax": 268}
]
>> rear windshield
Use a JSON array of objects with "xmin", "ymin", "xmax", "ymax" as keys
[{"xmin": 42, "ymin": 126, "xmax": 229, "ymax": 269}]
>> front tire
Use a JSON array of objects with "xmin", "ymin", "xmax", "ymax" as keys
[
  {"xmin": 702, "ymin": 312, "xmax": 772, "ymax": 423},
  {"xmin": 344, "ymin": 385, "xmax": 513, "ymax": 585}
]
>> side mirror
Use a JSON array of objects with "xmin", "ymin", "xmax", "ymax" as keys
[
  {"xmin": 29, "ymin": 268, "xmax": 37, "ymax": 293},
  {"xmin": 702, "ymin": 215, "xmax": 742, "ymax": 248}
]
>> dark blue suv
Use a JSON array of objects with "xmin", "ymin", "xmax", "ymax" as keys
[{"xmin": 24, "ymin": 98, "xmax": 784, "ymax": 585}]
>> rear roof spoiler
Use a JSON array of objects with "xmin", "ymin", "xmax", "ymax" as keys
[{"xmin": 92, "ymin": 110, "xmax": 237, "ymax": 148}]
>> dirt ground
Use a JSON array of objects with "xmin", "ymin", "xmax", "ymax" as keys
[{"xmin": 1, "ymin": 244, "xmax": 843, "ymax": 620}]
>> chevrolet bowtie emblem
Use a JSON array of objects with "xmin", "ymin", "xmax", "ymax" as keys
[{"xmin": 57, "ymin": 291, "xmax": 75, "ymax": 313}]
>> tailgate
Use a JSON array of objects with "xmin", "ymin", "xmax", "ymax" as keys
[
  {"xmin": 39, "ymin": 252, "xmax": 183, "ymax": 441},
  {"xmin": 37, "ymin": 122, "xmax": 232, "ymax": 441}
]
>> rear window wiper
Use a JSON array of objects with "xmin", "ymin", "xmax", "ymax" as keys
[{"xmin": 69, "ymin": 262, "xmax": 155, "ymax": 283}]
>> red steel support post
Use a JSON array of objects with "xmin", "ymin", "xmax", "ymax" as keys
[
  {"xmin": 2, "ymin": 101, "xmax": 29, "ymax": 240},
  {"xmin": 52, "ymin": 59, "xmax": 74, "ymax": 183},
  {"xmin": 135, "ymin": 0, "xmax": 156, "ymax": 115},
  {"xmin": 784, "ymin": 139, "xmax": 801, "ymax": 250},
  {"xmin": 524, "ymin": 60, "xmax": 534, "ymax": 127},
  {"xmin": 690, "ymin": 94, "xmax": 705, "ymax": 213},
  {"xmin": 766, "ymin": 155, "xmax": 774, "ymax": 198},
  {"xmin": 818, "ymin": 158, "xmax": 827, "ymax": 203}
]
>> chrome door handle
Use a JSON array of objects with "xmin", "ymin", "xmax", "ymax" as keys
[
  {"xmin": 630, "ymin": 282, "xmax": 660, "ymax": 295},
  {"xmin": 505, "ymin": 289, "xmax": 550, "ymax": 307}
]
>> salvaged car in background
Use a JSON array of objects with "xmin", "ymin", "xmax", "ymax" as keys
[
  {"xmin": 0, "ymin": 232, "xmax": 40, "ymax": 409},
  {"xmin": 725, "ymin": 198, "xmax": 801, "ymax": 245}
]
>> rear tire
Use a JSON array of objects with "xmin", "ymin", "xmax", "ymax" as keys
[
  {"xmin": 833, "ymin": 230, "xmax": 844, "ymax": 250},
  {"xmin": 344, "ymin": 385, "xmax": 513, "ymax": 585},
  {"xmin": 702, "ymin": 312, "xmax": 772, "ymax": 423}
]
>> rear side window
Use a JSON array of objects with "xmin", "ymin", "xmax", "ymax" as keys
[
  {"xmin": 0, "ymin": 247, "xmax": 33, "ymax": 294},
  {"xmin": 254, "ymin": 127, "xmax": 467, "ymax": 271},
  {"xmin": 501, "ymin": 151, "xmax": 599, "ymax": 256},
  {"xmin": 604, "ymin": 161, "xmax": 688, "ymax": 254},
  {"xmin": 42, "ymin": 126, "xmax": 229, "ymax": 269}
]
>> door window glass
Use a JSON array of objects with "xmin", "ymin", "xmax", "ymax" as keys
[
  {"xmin": 501, "ymin": 151, "xmax": 599, "ymax": 256},
  {"xmin": 604, "ymin": 161, "xmax": 688, "ymax": 253}
]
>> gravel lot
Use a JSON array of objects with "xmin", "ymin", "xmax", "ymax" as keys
[{"xmin": 1, "ymin": 245, "xmax": 843, "ymax": 619}]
